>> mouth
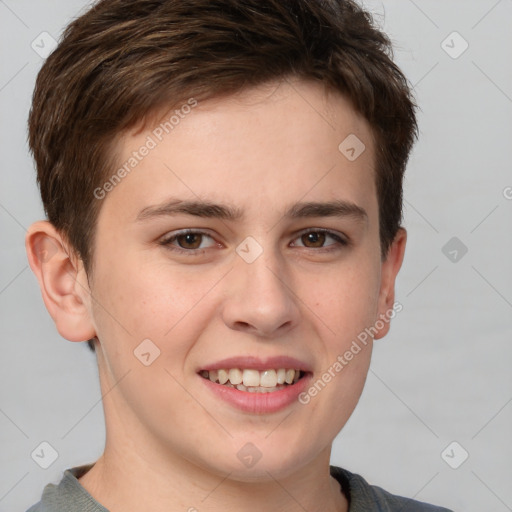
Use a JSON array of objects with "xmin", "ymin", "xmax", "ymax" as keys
[
  {"xmin": 197, "ymin": 356, "xmax": 313, "ymax": 413},
  {"xmin": 199, "ymin": 368, "xmax": 308, "ymax": 393}
]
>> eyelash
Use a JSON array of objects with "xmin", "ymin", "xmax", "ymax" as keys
[{"xmin": 159, "ymin": 228, "xmax": 349, "ymax": 256}]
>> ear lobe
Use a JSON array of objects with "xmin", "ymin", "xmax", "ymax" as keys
[
  {"xmin": 26, "ymin": 221, "xmax": 96, "ymax": 342},
  {"xmin": 373, "ymin": 228, "xmax": 407, "ymax": 340}
]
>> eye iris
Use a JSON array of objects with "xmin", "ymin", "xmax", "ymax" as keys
[
  {"xmin": 302, "ymin": 232, "xmax": 325, "ymax": 248},
  {"xmin": 177, "ymin": 233, "xmax": 202, "ymax": 249}
]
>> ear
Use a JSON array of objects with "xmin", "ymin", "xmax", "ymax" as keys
[
  {"xmin": 373, "ymin": 227, "xmax": 407, "ymax": 340},
  {"xmin": 25, "ymin": 221, "xmax": 96, "ymax": 342}
]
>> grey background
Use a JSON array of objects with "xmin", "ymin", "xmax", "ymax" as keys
[{"xmin": 1, "ymin": 1, "xmax": 511, "ymax": 511}]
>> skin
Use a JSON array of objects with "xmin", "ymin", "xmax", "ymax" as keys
[{"xmin": 26, "ymin": 78, "xmax": 406, "ymax": 512}]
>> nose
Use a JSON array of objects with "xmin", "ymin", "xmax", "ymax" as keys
[{"xmin": 221, "ymin": 247, "xmax": 301, "ymax": 338}]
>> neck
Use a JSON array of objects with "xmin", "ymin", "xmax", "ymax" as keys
[{"xmin": 79, "ymin": 440, "xmax": 348, "ymax": 512}]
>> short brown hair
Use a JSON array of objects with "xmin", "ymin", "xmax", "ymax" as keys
[{"xmin": 28, "ymin": 0, "xmax": 417, "ymax": 351}]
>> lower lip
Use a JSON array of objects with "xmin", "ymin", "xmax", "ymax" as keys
[{"xmin": 199, "ymin": 373, "xmax": 312, "ymax": 414}]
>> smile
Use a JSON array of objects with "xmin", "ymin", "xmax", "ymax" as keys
[
  {"xmin": 198, "ymin": 365, "xmax": 312, "ymax": 414},
  {"xmin": 200, "ymin": 368, "xmax": 305, "ymax": 393}
]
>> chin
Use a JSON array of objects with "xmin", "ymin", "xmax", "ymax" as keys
[{"xmin": 200, "ymin": 438, "xmax": 319, "ymax": 484}]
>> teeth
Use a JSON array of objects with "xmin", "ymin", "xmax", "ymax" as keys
[
  {"xmin": 242, "ymin": 369, "xmax": 260, "ymax": 387},
  {"xmin": 229, "ymin": 368, "xmax": 243, "ymax": 385},
  {"xmin": 218, "ymin": 369, "xmax": 229, "ymax": 385},
  {"xmin": 285, "ymin": 369, "xmax": 295, "ymax": 384},
  {"xmin": 260, "ymin": 369, "xmax": 277, "ymax": 387},
  {"xmin": 202, "ymin": 368, "xmax": 302, "ymax": 389}
]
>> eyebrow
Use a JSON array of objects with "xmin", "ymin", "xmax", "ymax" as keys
[
  {"xmin": 136, "ymin": 199, "xmax": 243, "ymax": 222},
  {"xmin": 136, "ymin": 198, "xmax": 368, "ymax": 224},
  {"xmin": 287, "ymin": 200, "xmax": 367, "ymax": 223}
]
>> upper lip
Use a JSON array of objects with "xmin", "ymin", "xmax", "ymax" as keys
[{"xmin": 198, "ymin": 355, "xmax": 312, "ymax": 373}]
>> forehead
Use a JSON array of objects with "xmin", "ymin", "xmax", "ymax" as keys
[{"xmin": 100, "ymin": 79, "xmax": 377, "ymax": 224}]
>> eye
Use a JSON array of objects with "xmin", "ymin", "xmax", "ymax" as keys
[
  {"xmin": 291, "ymin": 229, "xmax": 348, "ymax": 250},
  {"xmin": 159, "ymin": 230, "xmax": 218, "ymax": 253}
]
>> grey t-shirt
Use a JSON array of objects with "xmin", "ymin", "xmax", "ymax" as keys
[{"xmin": 26, "ymin": 464, "xmax": 453, "ymax": 511}]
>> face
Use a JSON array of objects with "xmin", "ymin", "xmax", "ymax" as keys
[{"xmin": 82, "ymin": 79, "xmax": 401, "ymax": 481}]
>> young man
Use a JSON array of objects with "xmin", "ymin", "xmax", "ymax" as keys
[{"xmin": 25, "ymin": 0, "xmax": 452, "ymax": 510}]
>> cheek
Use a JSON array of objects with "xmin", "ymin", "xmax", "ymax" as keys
[
  {"xmin": 307, "ymin": 257, "xmax": 381, "ymax": 340},
  {"xmin": 90, "ymin": 257, "xmax": 221, "ymax": 363}
]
